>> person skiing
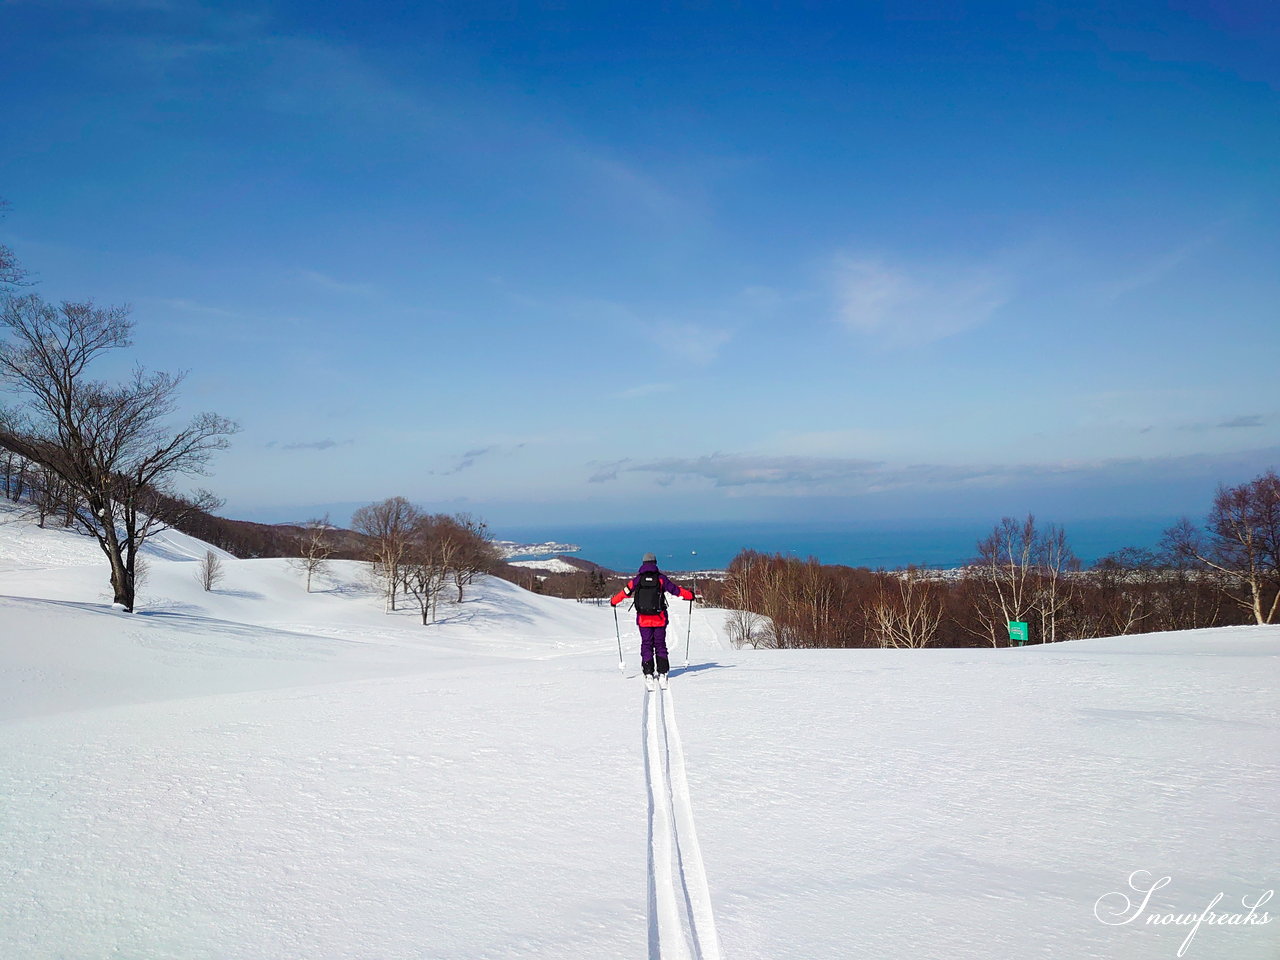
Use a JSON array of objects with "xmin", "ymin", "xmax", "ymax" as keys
[{"xmin": 611, "ymin": 552, "xmax": 696, "ymax": 690}]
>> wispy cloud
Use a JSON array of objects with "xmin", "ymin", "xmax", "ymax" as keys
[
  {"xmin": 266, "ymin": 439, "xmax": 350, "ymax": 451},
  {"xmin": 297, "ymin": 269, "xmax": 378, "ymax": 298},
  {"xmin": 1217, "ymin": 415, "xmax": 1264, "ymax": 429},
  {"xmin": 832, "ymin": 254, "xmax": 1012, "ymax": 347},
  {"xmin": 656, "ymin": 322, "xmax": 733, "ymax": 365},
  {"xmin": 143, "ymin": 297, "xmax": 305, "ymax": 345},
  {"xmin": 597, "ymin": 446, "xmax": 1280, "ymax": 497},
  {"xmin": 614, "ymin": 383, "xmax": 676, "ymax": 400},
  {"xmin": 149, "ymin": 297, "xmax": 242, "ymax": 319},
  {"xmin": 623, "ymin": 453, "xmax": 886, "ymax": 488},
  {"xmin": 111, "ymin": 25, "xmax": 701, "ymax": 234},
  {"xmin": 1098, "ymin": 225, "xmax": 1226, "ymax": 303},
  {"xmin": 505, "ymin": 290, "xmax": 749, "ymax": 366},
  {"xmin": 588, "ymin": 458, "xmax": 632, "ymax": 483},
  {"xmin": 438, "ymin": 446, "xmax": 496, "ymax": 475},
  {"xmin": 1178, "ymin": 414, "xmax": 1267, "ymax": 432},
  {"xmin": 564, "ymin": 146, "xmax": 694, "ymax": 228},
  {"xmin": 433, "ymin": 443, "xmax": 529, "ymax": 476}
]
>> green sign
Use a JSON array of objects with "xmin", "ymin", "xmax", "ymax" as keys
[{"xmin": 1008, "ymin": 621, "xmax": 1029, "ymax": 645}]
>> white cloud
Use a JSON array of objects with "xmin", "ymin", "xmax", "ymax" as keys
[
  {"xmin": 626, "ymin": 453, "xmax": 885, "ymax": 488},
  {"xmin": 266, "ymin": 439, "xmax": 350, "ymax": 452},
  {"xmin": 608, "ymin": 446, "xmax": 1280, "ymax": 497},
  {"xmin": 149, "ymin": 297, "xmax": 242, "ymax": 319},
  {"xmin": 1097, "ymin": 224, "xmax": 1227, "ymax": 303},
  {"xmin": 833, "ymin": 254, "xmax": 1011, "ymax": 347},
  {"xmin": 656, "ymin": 323, "xmax": 732, "ymax": 365},
  {"xmin": 297, "ymin": 269, "xmax": 377, "ymax": 298},
  {"xmin": 1178, "ymin": 414, "xmax": 1268, "ymax": 432}
]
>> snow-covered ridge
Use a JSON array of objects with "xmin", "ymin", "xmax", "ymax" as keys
[{"xmin": 507, "ymin": 557, "xmax": 583, "ymax": 574}]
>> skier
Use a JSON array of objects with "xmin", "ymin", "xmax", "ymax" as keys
[{"xmin": 611, "ymin": 552, "xmax": 696, "ymax": 690}]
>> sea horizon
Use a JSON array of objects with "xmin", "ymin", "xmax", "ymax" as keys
[{"xmin": 493, "ymin": 516, "xmax": 1179, "ymax": 573}]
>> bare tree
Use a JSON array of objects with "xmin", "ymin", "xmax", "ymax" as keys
[
  {"xmin": 396, "ymin": 512, "xmax": 501, "ymax": 621},
  {"xmin": 723, "ymin": 550, "xmax": 763, "ymax": 647},
  {"xmin": 352, "ymin": 496, "xmax": 419, "ymax": 612},
  {"xmin": 401, "ymin": 513, "xmax": 461, "ymax": 625},
  {"xmin": 446, "ymin": 512, "xmax": 499, "ymax": 602},
  {"xmin": 1165, "ymin": 469, "xmax": 1280, "ymax": 624},
  {"xmin": 198, "ymin": 550, "xmax": 224, "ymax": 591},
  {"xmin": 29, "ymin": 461, "xmax": 77, "ymax": 529},
  {"xmin": 965, "ymin": 516, "xmax": 1036, "ymax": 646},
  {"xmin": 0, "ymin": 295, "xmax": 236, "ymax": 611},
  {"xmin": 0, "ymin": 449, "xmax": 72, "ymax": 527},
  {"xmin": 869, "ymin": 567, "xmax": 944, "ymax": 648},
  {"xmin": 292, "ymin": 514, "xmax": 334, "ymax": 592},
  {"xmin": 722, "ymin": 550, "xmax": 790, "ymax": 648},
  {"xmin": 1031, "ymin": 524, "xmax": 1079, "ymax": 644},
  {"xmin": 0, "ymin": 199, "xmax": 28, "ymax": 291},
  {"xmin": 966, "ymin": 515, "xmax": 1077, "ymax": 646},
  {"xmin": 1084, "ymin": 549, "xmax": 1154, "ymax": 637},
  {"xmin": 792, "ymin": 558, "xmax": 837, "ymax": 648},
  {"xmin": 725, "ymin": 606, "xmax": 768, "ymax": 648}
]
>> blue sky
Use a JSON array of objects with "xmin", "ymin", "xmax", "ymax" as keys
[{"xmin": 2, "ymin": 0, "xmax": 1277, "ymax": 529}]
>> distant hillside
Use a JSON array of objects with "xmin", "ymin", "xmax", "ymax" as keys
[
  {"xmin": 553, "ymin": 554, "xmax": 612, "ymax": 574},
  {"xmin": 166, "ymin": 505, "xmax": 373, "ymax": 560}
]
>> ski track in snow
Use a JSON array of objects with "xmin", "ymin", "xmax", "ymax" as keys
[{"xmin": 645, "ymin": 685, "xmax": 723, "ymax": 960}]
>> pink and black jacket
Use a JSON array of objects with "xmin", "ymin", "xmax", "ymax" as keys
[{"xmin": 610, "ymin": 560, "xmax": 695, "ymax": 628}]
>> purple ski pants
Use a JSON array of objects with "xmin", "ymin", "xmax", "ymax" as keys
[{"xmin": 639, "ymin": 626, "xmax": 669, "ymax": 671}]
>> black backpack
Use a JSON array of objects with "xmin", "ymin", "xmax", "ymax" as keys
[{"xmin": 632, "ymin": 570, "xmax": 667, "ymax": 615}]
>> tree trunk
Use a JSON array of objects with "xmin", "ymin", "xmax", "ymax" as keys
[{"xmin": 109, "ymin": 553, "xmax": 134, "ymax": 611}]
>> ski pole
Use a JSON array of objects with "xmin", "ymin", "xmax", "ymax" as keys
[
  {"xmin": 613, "ymin": 605, "xmax": 625, "ymax": 670},
  {"xmin": 683, "ymin": 572, "xmax": 701, "ymax": 668},
  {"xmin": 684, "ymin": 598, "xmax": 694, "ymax": 668}
]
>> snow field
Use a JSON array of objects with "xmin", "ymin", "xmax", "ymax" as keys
[
  {"xmin": 1, "ymin": 507, "xmax": 1277, "ymax": 959},
  {"xmin": 2, "ymin": 658, "xmax": 654, "ymax": 959},
  {"xmin": 672, "ymin": 637, "xmax": 1278, "ymax": 960}
]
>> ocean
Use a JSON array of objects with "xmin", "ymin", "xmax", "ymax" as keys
[{"xmin": 493, "ymin": 517, "xmax": 1177, "ymax": 573}]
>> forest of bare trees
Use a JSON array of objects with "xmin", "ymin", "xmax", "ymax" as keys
[{"xmin": 703, "ymin": 469, "xmax": 1279, "ymax": 649}]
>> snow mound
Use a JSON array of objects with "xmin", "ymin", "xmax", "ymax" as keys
[{"xmin": 0, "ymin": 506, "xmax": 619, "ymax": 719}]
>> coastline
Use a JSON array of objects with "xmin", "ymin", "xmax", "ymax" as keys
[{"xmin": 492, "ymin": 516, "xmax": 1176, "ymax": 575}]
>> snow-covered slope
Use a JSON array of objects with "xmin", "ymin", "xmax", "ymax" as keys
[
  {"xmin": 508, "ymin": 556, "xmax": 583, "ymax": 574},
  {"xmin": 1, "ymin": 507, "xmax": 1276, "ymax": 960}
]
